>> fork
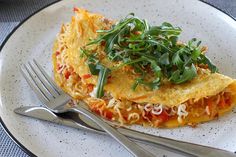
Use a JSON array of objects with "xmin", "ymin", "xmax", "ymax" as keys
[{"xmin": 20, "ymin": 59, "xmax": 155, "ymax": 157}]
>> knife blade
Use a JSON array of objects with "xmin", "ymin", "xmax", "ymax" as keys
[
  {"xmin": 14, "ymin": 106, "xmax": 236, "ymax": 157},
  {"xmin": 14, "ymin": 106, "xmax": 103, "ymax": 134}
]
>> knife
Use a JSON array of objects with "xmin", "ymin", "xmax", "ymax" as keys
[{"xmin": 14, "ymin": 106, "xmax": 236, "ymax": 157}]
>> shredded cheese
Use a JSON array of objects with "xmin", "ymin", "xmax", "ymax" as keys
[
  {"xmin": 128, "ymin": 113, "xmax": 140, "ymax": 123},
  {"xmin": 89, "ymin": 86, "xmax": 98, "ymax": 98},
  {"xmin": 177, "ymin": 104, "xmax": 188, "ymax": 123},
  {"xmin": 151, "ymin": 104, "xmax": 163, "ymax": 115},
  {"xmin": 126, "ymin": 106, "xmax": 132, "ymax": 111},
  {"xmin": 144, "ymin": 103, "xmax": 153, "ymax": 112},
  {"xmin": 107, "ymin": 98, "xmax": 116, "ymax": 108},
  {"xmin": 205, "ymin": 106, "xmax": 210, "ymax": 116},
  {"xmin": 216, "ymin": 95, "xmax": 221, "ymax": 105}
]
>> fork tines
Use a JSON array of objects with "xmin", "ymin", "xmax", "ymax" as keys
[{"xmin": 20, "ymin": 59, "xmax": 63, "ymax": 104}]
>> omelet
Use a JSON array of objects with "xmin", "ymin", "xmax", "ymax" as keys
[{"xmin": 52, "ymin": 8, "xmax": 236, "ymax": 128}]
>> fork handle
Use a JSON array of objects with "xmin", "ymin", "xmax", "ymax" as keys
[
  {"xmin": 118, "ymin": 128, "xmax": 236, "ymax": 157},
  {"xmin": 69, "ymin": 105, "xmax": 156, "ymax": 157}
]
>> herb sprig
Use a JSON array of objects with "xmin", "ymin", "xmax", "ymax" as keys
[
  {"xmin": 82, "ymin": 13, "xmax": 218, "ymax": 97},
  {"xmin": 81, "ymin": 49, "xmax": 110, "ymax": 98}
]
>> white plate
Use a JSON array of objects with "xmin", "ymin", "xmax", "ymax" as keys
[{"xmin": 1, "ymin": 0, "xmax": 236, "ymax": 156}]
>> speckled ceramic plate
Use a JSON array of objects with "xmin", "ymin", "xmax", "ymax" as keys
[{"xmin": 1, "ymin": 0, "xmax": 236, "ymax": 157}]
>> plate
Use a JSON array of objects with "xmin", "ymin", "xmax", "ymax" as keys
[{"xmin": 1, "ymin": 0, "xmax": 236, "ymax": 156}]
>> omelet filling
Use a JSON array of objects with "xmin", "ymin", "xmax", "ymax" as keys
[{"xmin": 53, "ymin": 57, "xmax": 235, "ymax": 127}]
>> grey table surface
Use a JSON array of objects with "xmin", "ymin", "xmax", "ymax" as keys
[{"xmin": 0, "ymin": 0, "xmax": 235, "ymax": 156}]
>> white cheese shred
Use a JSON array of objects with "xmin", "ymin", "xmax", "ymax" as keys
[
  {"xmin": 177, "ymin": 104, "xmax": 188, "ymax": 123},
  {"xmin": 151, "ymin": 104, "xmax": 163, "ymax": 115},
  {"xmin": 89, "ymin": 86, "xmax": 98, "ymax": 98},
  {"xmin": 144, "ymin": 103, "xmax": 153, "ymax": 112}
]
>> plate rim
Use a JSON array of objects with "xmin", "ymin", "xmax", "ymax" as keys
[
  {"xmin": 0, "ymin": 0, "xmax": 235, "ymax": 156},
  {"xmin": 0, "ymin": 1, "xmax": 61, "ymax": 156}
]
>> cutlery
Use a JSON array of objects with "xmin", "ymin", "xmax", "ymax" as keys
[
  {"xmin": 15, "ymin": 106, "xmax": 192, "ymax": 156},
  {"xmin": 15, "ymin": 106, "xmax": 236, "ymax": 157},
  {"xmin": 20, "ymin": 60, "xmax": 155, "ymax": 157}
]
